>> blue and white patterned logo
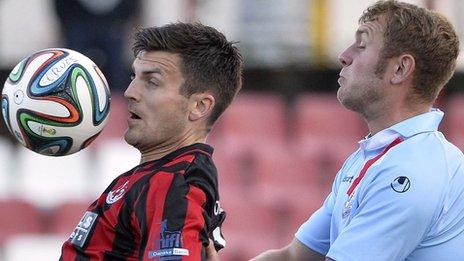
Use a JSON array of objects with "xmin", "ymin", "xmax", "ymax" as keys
[{"xmin": 148, "ymin": 220, "xmax": 189, "ymax": 260}]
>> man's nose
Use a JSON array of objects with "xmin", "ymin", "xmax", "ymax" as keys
[{"xmin": 338, "ymin": 48, "xmax": 352, "ymax": 67}]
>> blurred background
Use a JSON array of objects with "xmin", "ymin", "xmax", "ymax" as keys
[{"xmin": 1, "ymin": 0, "xmax": 464, "ymax": 260}]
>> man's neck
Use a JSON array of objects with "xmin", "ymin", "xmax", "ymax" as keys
[
  {"xmin": 139, "ymin": 133, "xmax": 207, "ymax": 164},
  {"xmin": 366, "ymin": 104, "xmax": 431, "ymax": 135}
]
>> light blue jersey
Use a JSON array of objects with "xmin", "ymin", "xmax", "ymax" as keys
[{"xmin": 296, "ymin": 109, "xmax": 464, "ymax": 261}]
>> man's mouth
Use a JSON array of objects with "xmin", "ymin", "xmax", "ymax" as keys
[{"xmin": 129, "ymin": 112, "xmax": 141, "ymax": 120}]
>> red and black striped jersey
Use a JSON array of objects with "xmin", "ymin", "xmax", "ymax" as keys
[{"xmin": 60, "ymin": 143, "xmax": 226, "ymax": 261}]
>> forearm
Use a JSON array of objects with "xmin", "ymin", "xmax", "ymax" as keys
[
  {"xmin": 250, "ymin": 248, "xmax": 290, "ymax": 261},
  {"xmin": 251, "ymin": 239, "xmax": 326, "ymax": 261}
]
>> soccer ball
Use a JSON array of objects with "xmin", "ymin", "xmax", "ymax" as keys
[{"xmin": 1, "ymin": 48, "xmax": 111, "ymax": 156}]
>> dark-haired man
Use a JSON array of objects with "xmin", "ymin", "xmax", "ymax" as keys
[
  {"xmin": 252, "ymin": 1, "xmax": 464, "ymax": 260},
  {"xmin": 61, "ymin": 22, "xmax": 243, "ymax": 260}
]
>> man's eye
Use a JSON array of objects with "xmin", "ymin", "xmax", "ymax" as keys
[{"xmin": 149, "ymin": 79, "xmax": 160, "ymax": 86}]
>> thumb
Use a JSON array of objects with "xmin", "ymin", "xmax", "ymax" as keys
[{"xmin": 206, "ymin": 239, "xmax": 220, "ymax": 261}]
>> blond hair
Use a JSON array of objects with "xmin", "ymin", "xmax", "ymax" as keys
[{"xmin": 361, "ymin": 0, "xmax": 459, "ymax": 103}]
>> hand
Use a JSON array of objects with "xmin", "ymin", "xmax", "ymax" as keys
[{"xmin": 206, "ymin": 239, "xmax": 220, "ymax": 261}]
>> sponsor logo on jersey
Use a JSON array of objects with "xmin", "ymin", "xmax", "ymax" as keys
[
  {"xmin": 342, "ymin": 176, "xmax": 354, "ymax": 183},
  {"xmin": 391, "ymin": 176, "xmax": 410, "ymax": 193},
  {"xmin": 69, "ymin": 211, "xmax": 98, "ymax": 248},
  {"xmin": 106, "ymin": 180, "xmax": 129, "ymax": 204},
  {"xmin": 148, "ymin": 220, "xmax": 189, "ymax": 260}
]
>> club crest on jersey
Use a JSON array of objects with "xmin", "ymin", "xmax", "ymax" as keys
[
  {"xmin": 342, "ymin": 197, "xmax": 353, "ymax": 219},
  {"xmin": 148, "ymin": 220, "xmax": 189, "ymax": 260},
  {"xmin": 106, "ymin": 181, "xmax": 129, "ymax": 204}
]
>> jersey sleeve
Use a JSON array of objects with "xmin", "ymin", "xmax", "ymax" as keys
[
  {"xmin": 295, "ymin": 165, "xmax": 346, "ymax": 255},
  {"xmin": 183, "ymin": 159, "xmax": 226, "ymax": 251},
  {"xmin": 138, "ymin": 170, "xmax": 214, "ymax": 261},
  {"xmin": 295, "ymin": 192, "xmax": 335, "ymax": 255},
  {"xmin": 327, "ymin": 164, "xmax": 442, "ymax": 261}
]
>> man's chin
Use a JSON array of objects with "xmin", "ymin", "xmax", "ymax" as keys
[
  {"xmin": 337, "ymin": 88, "xmax": 350, "ymax": 107},
  {"xmin": 124, "ymin": 132, "xmax": 137, "ymax": 147},
  {"xmin": 338, "ymin": 93, "xmax": 362, "ymax": 113}
]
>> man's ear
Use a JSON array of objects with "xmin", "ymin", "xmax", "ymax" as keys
[
  {"xmin": 188, "ymin": 93, "xmax": 215, "ymax": 121},
  {"xmin": 390, "ymin": 54, "xmax": 415, "ymax": 85}
]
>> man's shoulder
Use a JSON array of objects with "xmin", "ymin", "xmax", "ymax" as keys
[
  {"xmin": 381, "ymin": 131, "xmax": 464, "ymax": 170},
  {"xmin": 362, "ymin": 132, "xmax": 463, "ymax": 201}
]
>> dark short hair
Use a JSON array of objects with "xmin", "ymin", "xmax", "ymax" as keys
[
  {"xmin": 361, "ymin": 0, "xmax": 459, "ymax": 103},
  {"xmin": 132, "ymin": 22, "xmax": 243, "ymax": 126}
]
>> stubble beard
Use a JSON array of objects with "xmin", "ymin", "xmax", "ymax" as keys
[
  {"xmin": 337, "ymin": 81, "xmax": 382, "ymax": 118},
  {"xmin": 124, "ymin": 118, "xmax": 189, "ymax": 153},
  {"xmin": 337, "ymin": 86, "xmax": 364, "ymax": 113},
  {"xmin": 124, "ymin": 126, "xmax": 140, "ymax": 149}
]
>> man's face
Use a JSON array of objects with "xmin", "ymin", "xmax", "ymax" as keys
[
  {"xmin": 124, "ymin": 51, "xmax": 190, "ymax": 152},
  {"xmin": 337, "ymin": 16, "xmax": 389, "ymax": 114}
]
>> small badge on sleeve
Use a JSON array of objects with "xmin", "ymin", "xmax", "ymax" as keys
[{"xmin": 69, "ymin": 211, "xmax": 98, "ymax": 248}]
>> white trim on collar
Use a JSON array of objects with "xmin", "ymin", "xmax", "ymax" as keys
[{"xmin": 359, "ymin": 129, "xmax": 401, "ymax": 152}]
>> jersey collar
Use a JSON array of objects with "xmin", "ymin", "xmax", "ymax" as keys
[
  {"xmin": 359, "ymin": 108, "xmax": 443, "ymax": 154},
  {"xmin": 163, "ymin": 143, "xmax": 214, "ymax": 161},
  {"xmin": 389, "ymin": 108, "xmax": 443, "ymax": 138}
]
